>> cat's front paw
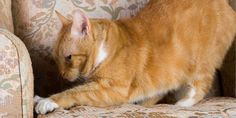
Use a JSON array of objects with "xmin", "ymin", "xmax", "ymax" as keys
[
  {"xmin": 35, "ymin": 97, "xmax": 59, "ymax": 114},
  {"xmin": 175, "ymin": 99, "xmax": 195, "ymax": 107}
]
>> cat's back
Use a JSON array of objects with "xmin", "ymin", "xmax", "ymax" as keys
[
  {"xmin": 136, "ymin": 0, "xmax": 236, "ymax": 28},
  {"xmin": 138, "ymin": 0, "xmax": 234, "ymax": 16},
  {"xmin": 133, "ymin": 0, "xmax": 236, "ymax": 45},
  {"xmin": 128, "ymin": 0, "xmax": 236, "ymax": 69}
]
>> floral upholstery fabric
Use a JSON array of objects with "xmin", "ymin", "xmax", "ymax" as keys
[
  {"xmin": 38, "ymin": 97, "xmax": 236, "ymax": 118},
  {"xmin": 0, "ymin": 0, "xmax": 14, "ymax": 33},
  {"xmin": 0, "ymin": 29, "xmax": 34, "ymax": 118},
  {"xmin": 12, "ymin": 0, "xmax": 149, "ymax": 97}
]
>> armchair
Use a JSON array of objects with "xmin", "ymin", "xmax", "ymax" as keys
[{"xmin": 0, "ymin": 0, "xmax": 235, "ymax": 117}]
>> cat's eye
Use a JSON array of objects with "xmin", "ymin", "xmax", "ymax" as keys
[{"xmin": 65, "ymin": 55, "xmax": 72, "ymax": 62}]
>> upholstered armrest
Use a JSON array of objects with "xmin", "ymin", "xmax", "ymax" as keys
[{"xmin": 0, "ymin": 29, "xmax": 33, "ymax": 118}]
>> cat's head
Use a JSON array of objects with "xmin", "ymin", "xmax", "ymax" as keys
[{"xmin": 54, "ymin": 10, "xmax": 109, "ymax": 82}]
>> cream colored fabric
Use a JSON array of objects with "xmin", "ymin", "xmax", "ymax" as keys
[
  {"xmin": 0, "ymin": 30, "xmax": 21, "ymax": 118},
  {"xmin": 0, "ymin": 0, "xmax": 14, "ymax": 32},
  {"xmin": 0, "ymin": 29, "xmax": 33, "ymax": 118},
  {"xmin": 38, "ymin": 97, "xmax": 236, "ymax": 118}
]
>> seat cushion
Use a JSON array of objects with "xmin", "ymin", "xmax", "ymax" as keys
[{"xmin": 38, "ymin": 97, "xmax": 236, "ymax": 118}]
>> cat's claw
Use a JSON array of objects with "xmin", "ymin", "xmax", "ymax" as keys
[
  {"xmin": 35, "ymin": 97, "xmax": 59, "ymax": 114},
  {"xmin": 34, "ymin": 95, "xmax": 43, "ymax": 104}
]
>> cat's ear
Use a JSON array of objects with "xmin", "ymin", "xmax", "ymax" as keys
[
  {"xmin": 55, "ymin": 11, "xmax": 71, "ymax": 26},
  {"xmin": 71, "ymin": 9, "xmax": 90, "ymax": 39}
]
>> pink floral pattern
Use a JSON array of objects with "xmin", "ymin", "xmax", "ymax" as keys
[
  {"xmin": 0, "ymin": 32, "xmax": 21, "ymax": 117},
  {"xmin": 0, "ymin": 29, "xmax": 34, "ymax": 118}
]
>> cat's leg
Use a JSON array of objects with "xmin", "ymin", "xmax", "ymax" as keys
[
  {"xmin": 175, "ymin": 73, "xmax": 214, "ymax": 107},
  {"xmin": 35, "ymin": 81, "xmax": 131, "ymax": 114},
  {"xmin": 140, "ymin": 95, "xmax": 164, "ymax": 106},
  {"xmin": 34, "ymin": 96, "xmax": 59, "ymax": 114}
]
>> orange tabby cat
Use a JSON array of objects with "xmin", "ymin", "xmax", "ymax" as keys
[{"xmin": 35, "ymin": 0, "xmax": 236, "ymax": 114}]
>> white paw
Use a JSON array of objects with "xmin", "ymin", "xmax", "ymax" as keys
[
  {"xmin": 175, "ymin": 98, "xmax": 195, "ymax": 107},
  {"xmin": 35, "ymin": 97, "xmax": 59, "ymax": 114}
]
